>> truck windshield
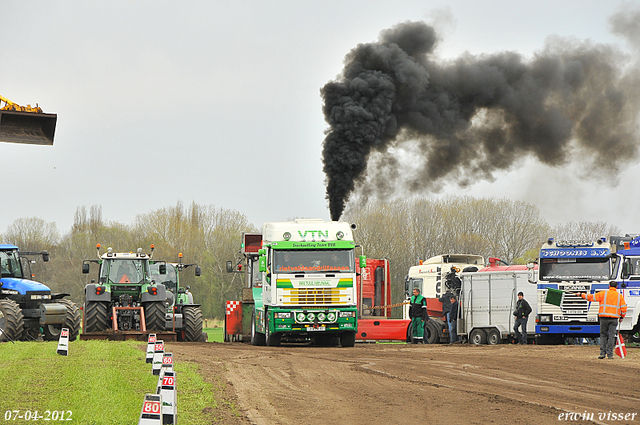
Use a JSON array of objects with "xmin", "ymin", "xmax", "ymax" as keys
[
  {"xmin": 102, "ymin": 259, "xmax": 148, "ymax": 284},
  {"xmin": 539, "ymin": 257, "xmax": 611, "ymax": 281},
  {"xmin": 273, "ymin": 250, "xmax": 354, "ymax": 274},
  {"xmin": 0, "ymin": 250, "xmax": 23, "ymax": 278},
  {"xmin": 150, "ymin": 263, "xmax": 177, "ymax": 293}
]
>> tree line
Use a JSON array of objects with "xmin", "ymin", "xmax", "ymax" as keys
[{"xmin": 0, "ymin": 198, "xmax": 620, "ymax": 319}]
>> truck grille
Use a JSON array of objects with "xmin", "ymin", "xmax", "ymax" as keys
[
  {"xmin": 559, "ymin": 291, "xmax": 589, "ymax": 319},
  {"xmin": 280, "ymin": 288, "xmax": 350, "ymax": 305}
]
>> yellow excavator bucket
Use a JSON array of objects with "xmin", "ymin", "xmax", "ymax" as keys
[{"xmin": 0, "ymin": 96, "xmax": 57, "ymax": 145}]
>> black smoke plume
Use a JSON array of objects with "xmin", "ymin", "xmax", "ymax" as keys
[{"xmin": 321, "ymin": 13, "xmax": 640, "ymax": 221}]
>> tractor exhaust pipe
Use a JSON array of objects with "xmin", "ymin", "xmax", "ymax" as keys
[{"xmin": 0, "ymin": 110, "xmax": 57, "ymax": 145}]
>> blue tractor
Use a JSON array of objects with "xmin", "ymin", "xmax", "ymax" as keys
[{"xmin": 0, "ymin": 244, "xmax": 80, "ymax": 342}]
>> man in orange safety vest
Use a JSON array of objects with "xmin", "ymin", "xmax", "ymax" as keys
[{"xmin": 580, "ymin": 281, "xmax": 627, "ymax": 359}]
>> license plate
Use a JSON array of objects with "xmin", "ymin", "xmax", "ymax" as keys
[
  {"xmin": 307, "ymin": 326, "xmax": 325, "ymax": 332},
  {"xmin": 564, "ymin": 310, "xmax": 583, "ymax": 314}
]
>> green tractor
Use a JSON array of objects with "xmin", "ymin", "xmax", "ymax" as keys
[
  {"xmin": 150, "ymin": 253, "xmax": 206, "ymax": 342},
  {"xmin": 81, "ymin": 244, "xmax": 168, "ymax": 337}
]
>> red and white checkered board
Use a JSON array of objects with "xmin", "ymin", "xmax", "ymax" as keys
[{"xmin": 226, "ymin": 300, "xmax": 240, "ymax": 315}]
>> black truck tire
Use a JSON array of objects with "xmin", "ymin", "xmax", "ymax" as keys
[
  {"xmin": 469, "ymin": 328, "xmax": 487, "ymax": 345},
  {"xmin": 0, "ymin": 299, "xmax": 25, "ymax": 342},
  {"xmin": 425, "ymin": 319, "xmax": 442, "ymax": 344},
  {"xmin": 43, "ymin": 299, "xmax": 81, "ymax": 341},
  {"xmin": 340, "ymin": 331, "xmax": 356, "ymax": 347},
  {"xmin": 143, "ymin": 302, "xmax": 166, "ymax": 332},
  {"xmin": 183, "ymin": 306, "xmax": 203, "ymax": 342},
  {"xmin": 85, "ymin": 301, "xmax": 109, "ymax": 332},
  {"xmin": 265, "ymin": 316, "xmax": 281, "ymax": 347}
]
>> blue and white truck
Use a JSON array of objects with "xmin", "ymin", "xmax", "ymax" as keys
[
  {"xmin": 532, "ymin": 238, "xmax": 612, "ymax": 344},
  {"xmin": 609, "ymin": 235, "xmax": 640, "ymax": 343}
]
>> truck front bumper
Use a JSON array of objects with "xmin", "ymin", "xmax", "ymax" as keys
[{"xmin": 269, "ymin": 308, "xmax": 357, "ymax": 334}]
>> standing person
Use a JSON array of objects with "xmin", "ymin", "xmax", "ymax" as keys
[
  {"xmin": 513, "ymin": 292, "xmax": 532, "ymax": 345},
  {"xmin": 580, "ymin": 281, "xmax": 627, "ymax": 359},
  {"xmin": 439, "ymin": 289, "xmax": 454, "ymax": 341},
  {"xmin": 409, "ymin": 288, "xmax": 429, "ymax": 344},
  {"xmin": 448, "ymin": 295, "xmax": 459, "ymax": 343}
]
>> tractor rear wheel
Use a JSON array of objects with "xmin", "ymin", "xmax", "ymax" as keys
[
  {"xmin": 85, "ymin": 301, "xmax": 109, "ymax": 332},
  {"xmin": 143, "ymin": 302, "xmax": 166, "ymax": 332},
  {"xmin": 183, "ymin": 306, "xmax": 203, "ymax": 342},
  {"xmin": 43, "ymin": 299, "xmax": 81, "ymax": 341},
  {"xmin": 0, "ymin": 299, "xmax": 25, "ymax": 342}
]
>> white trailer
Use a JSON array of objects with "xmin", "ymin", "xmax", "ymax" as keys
[{"xmin": 458, "ymin": 267, "xmax": 538, "ymax": 344}]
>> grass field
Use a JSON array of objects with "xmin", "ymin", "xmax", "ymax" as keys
[
  {"xmin": 203, "ymin": 326, "xmax": 223, "ymax": 343},
  {"xmin": 0, "ymin": 339, "xmax": 231, "ymax": 424}
]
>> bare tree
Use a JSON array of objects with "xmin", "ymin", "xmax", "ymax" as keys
[{"xmin": 552, "ymin": 221, "xmax": 622, "ymax": 241}]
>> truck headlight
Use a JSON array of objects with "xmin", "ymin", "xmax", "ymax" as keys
[
  {"xmin": 306, "ymin": 313, "xmax": 316, "ymax": 321},
  {"xmin": 296, "ymin": 313, "xmax": 306, "ymax": 322},
  {"xmin": 317, "ymin": 312, "xmax": 326, "ymax": 321},
  {"xmin": 327, "ymin": 312, "xmax": 336, "ymax": 321},
  {"xmin": 274, "ymin": 312, "xmax": 291, "ymax": 319}
]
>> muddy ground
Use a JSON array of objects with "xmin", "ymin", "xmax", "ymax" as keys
[{"xmin": 166, "ymin": 341, "xmax": 640, "ymax": 425}]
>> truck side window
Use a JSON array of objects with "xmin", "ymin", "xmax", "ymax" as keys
[
  {"xmin": 634, "ymin": 258, "xmax": 640, "ymax": 278},
  {"xmin": 622, "ymin": 258, "xmax": 640, "ymax": 279}
]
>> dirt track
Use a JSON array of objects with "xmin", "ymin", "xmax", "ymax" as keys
[{"xmin": 167, "ymin": 341, "xmax": 640, "ymax": 425}]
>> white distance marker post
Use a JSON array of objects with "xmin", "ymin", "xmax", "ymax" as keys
[
  {"xmin": 161, "ymin": 353, "xmax": 173, "ymax": 373},
  {"xmin": 138, "ymin": 393, "xmax": 162, "ymax": 425},
  {"xmin": 151, "ymin": 341, "xmax": 165, "ymax": 375},
  {"xmin": 146, "ymin": 334, "xmax": 157, "ymax": 363},
  {"xmin": 56, "ymin": 328, "xmax": 70, "ymax": 356},
  {"xmin": 157, "ymin": 371, "xmax": 177, "ymax": 425}
]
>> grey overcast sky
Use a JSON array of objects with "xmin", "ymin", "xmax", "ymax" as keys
[{"xmin": 1, "ymin": 1, "xmax": 638, "ymax": 235}]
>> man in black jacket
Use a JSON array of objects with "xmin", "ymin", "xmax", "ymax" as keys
[
  {"xmin": 448, "ymin": 295, "xmax": 459, "ymax": 343},
  {"xmin": 513, "ymin": 291, "xmax": 532, "ymax": 344},
  {"xmin": 439, "ymin": 290, "xmax": 454, "ymax": 342}
]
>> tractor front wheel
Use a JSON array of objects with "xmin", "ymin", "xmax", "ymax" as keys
[
  {"xmin": 43, "ymin": 299, "xmax": 81, "ymax": 341},
  {"xmin": 143, "ymin": 302, "xmax": 166, "ymax": 332},
  {"xmin": 0, "ymin": 299, "xmax": 25, "ymax": 342},
  {"xmin": 183, "ymin": 306, "xmax": 203, "ymax": 342},
  {"xmin": 85, "ymin": 301, "xmax": 109, "ymax": 332}
]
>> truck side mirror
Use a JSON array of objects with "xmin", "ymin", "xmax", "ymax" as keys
[
  {"xmin": 359, "ymin": 255, "xmax": 366, "ymax": 268},
  {"xmin": 42, "ymin": 251, "xmax": 50, "ymax": 262},
  {"xmin": 82, "ymin": 263, "xmax": 90, "ymax": 274},
  {"xmin": 622, "ymin": 262, "xmax": 631, "ymax": 279},
  {"xmin": 158, "ymin": 264, "xmax": 166, "ymax": 275},
  {"xmin": 259, "ymin": 255, "xmax": 267, "ymax": 273},
  {"xmin": 195, "ymin": 265, "xmax": 201, "ymax": 277},
  {"xmin": 526, "ymin": 262, "xmax": 537, "ymax": 284},
  {"xmin": 226, "ymin": 261, "xmax": 233, "ymax": 273}
]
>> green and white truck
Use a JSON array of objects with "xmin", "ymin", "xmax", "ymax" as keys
[{"xmin": 227, "ymin": 219, "xmax": 364, "ymax": 347}]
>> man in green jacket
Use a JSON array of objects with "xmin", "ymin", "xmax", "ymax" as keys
[{"xmin": 409, "ymin": 288, "xmax": 429, "ymax": 344}]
